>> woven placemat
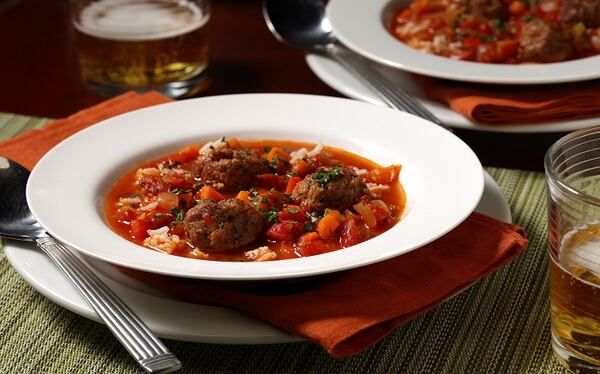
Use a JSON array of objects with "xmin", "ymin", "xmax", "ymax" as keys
[{"xmin": 0, "ymin": 113, "xmax": 565, "ymax": 373}]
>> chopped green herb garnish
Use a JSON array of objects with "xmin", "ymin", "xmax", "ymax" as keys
[
  {"xmin": 286, "ymin": 208, "xmax": 299, "ymax": 214},
  {"xmin": 527, "ymin": 0, "xmax": 537, "ymax": 7},
  {"xmin": 264, "ymin": 208, "xmax": 279, "ymax": 222},
  {"xmin": 264, "ymin": 146, "xmax": 272, "ymax": 153},
  {"xmin": 304, "ymin": 223, "xmax": 313, "ymax": 232},
  {"xmin": 171, "ymin": 207, "xmax": 185, "ymax": 221},
  {"xmin": 524, "ymin": 15, "xmax": 534, "ymax": 22},
  {"xmin": 192, "ymin": 184, "xmax": 204, "ymax": 192},
  {"xmin": 220, "ymin": 136, "xmax": 226, "ymax": 142},
  {"xmin": 312, "ymin": 167, "xmax": 342, "ymax": 186}
]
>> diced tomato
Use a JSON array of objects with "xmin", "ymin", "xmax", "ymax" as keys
[
  {"xmin": 139, "ymin": 176, "xmax": 166, "ymax": 196},
  {"xmin": 277, "ymin": 205, "xmax": 304, "ymax": 221},
  {"xmin": 456, "ymin": 48, "xmax": 477, "ymax": 61},
  {"xmin": 256, "ymin": 173, "xmax": 287, "ymax": 191},
  {"xmin": 177, "ymin": 192, "xmax": 194, "ymax": 209},
  {"xmin": 285, "ymin": 176, "xmax": 302, "ymax": 195},
  {"xmin": 479, "ymin": 22, "xmax": 493, "ymax": 35},
  {"xmin": 463, "ymin": 37, "xmax": 481, "ymax": 48},
  {"xmin": 296, "ymin": 239, "xmax": 339, "ymax": 257},
  {"xmin": 395, "ymin": 9, "xmax": 412, "ymax": 23},
  {"xmin": 496, "ymin": 40, "xmax": 519, "ymax": 61},
  {"xmin": 531, "ymin": 5, "xmax": 545, "ymax": 17},
  {"xmin": 477, "ymin": 43, "xmax": 498, "ymax": 63},
  {"xmin": 428, "ymin": 18, "xmax": 446, "ymax": 30},
  {"xmin": 364, "ymin": 165, "xmax": 401, "ymax": 184},
  {"xmin": 266, "ymin": 189, "xmax": 288, "ymax": 208},
  {"xmin": 148, "ymin": 214, "xmax": 172, "ymax": 230},
  {"xmin": 292, "ymin": 159, "xmax": 311, "ymax": 177},
  {"xmin": 459, "ymin": 17, "xmax": 479, "ymax": 30},
  {"xmin": 170, "ymin": 224, "xmax": 186, "ymax": 237},
  {"xmin": 130, "ymin": 219, "xmax": 149, "ymax": 239},
  {"xmin": 116, "ymin": 208, "xmax": 135, "ymax": 223},
  {"xmin": 267, "ymin": 221, "xmax": 304, "ymax": 241},
  {"xmin": 339, "ymin": 218, "xmax": 370, "ymax": 247},
  {"xmin": 509, "ymin": 1, "xmax": 526, "ymax": 15},
  {"xmin": 368, "ymin": 200, "xmax": 393, "ymax": 224}
]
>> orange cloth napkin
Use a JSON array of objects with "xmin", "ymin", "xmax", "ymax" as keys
[
  {"xmin": 0, "ymin": 91, "xmax": 171, "ymax": 170},
  {"xmin": 0, "ymin": 92, "xmax": 528, "ymax": 357},
  {"xmin": 418, "ymin": 76, "xmax": 600, "ymax": 125}
]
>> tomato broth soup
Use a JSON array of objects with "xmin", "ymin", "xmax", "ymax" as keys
[
  {"xmin": 105, "ymin": 138, "xmax": 405, "ymax": 262},
  {"xmin": 390, "ymin": 0, "xmax": 600, "ymax": 63}
]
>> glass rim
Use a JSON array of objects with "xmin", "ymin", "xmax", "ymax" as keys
[{"xmin": 544, "ymin": 126, "xmax": 600, "ymax": 207}]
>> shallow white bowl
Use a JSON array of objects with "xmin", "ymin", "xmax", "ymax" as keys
[
  {"xmin": 327, "ymin": 0, "xmax": 600, "ymax": 85},
  {"xmin": 27, "ymin": 94, "xmax": 484, "ymax": 281}
]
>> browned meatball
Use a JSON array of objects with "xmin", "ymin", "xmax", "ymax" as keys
[
  {"xmin": 184, "ymin": 198, "xmax": 264, "ymax": 251},
  {"xmin": 292, "ymin": 167, "xmax": 366, "ymax": 212},
  {"xmin": 462, "ymin": 0, "xmax": 508, "ymax": 19},
  {"xmin": 560, "ymin": 0, "xmax": 600, "ymax": 27},
  {"xmin": 195, "ymin": 148, "xmax": 268, "ymax": 191},
  {"xmin": 518, "ymin": 19, "xmax": 572, "ymax": 62}
]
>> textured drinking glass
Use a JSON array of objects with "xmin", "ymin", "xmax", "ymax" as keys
[
  {"xmin": 71, "ymin": 0, "xmax": 210, "ymax": 98},
  {"xmin": 545, "ymin": 127, "xmax": 600, "ymax": 373}
]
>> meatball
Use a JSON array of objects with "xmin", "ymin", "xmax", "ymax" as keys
[
  {"xmin": 560, "ymin": 0, "xmax": 600, "ymax": 27},
  {"xmin": 195, "ymin": 148, "xmax": 267, "ymax": 191},
  {"xmin": 462, "ymin": 0, "xmax": 508, "ymax": 19},
  {"xmin": 518, "ymin": 19, "xmax": 572, "ymax": 62},
  {"xmin": 292, "ymin": 167, "xmax": 366, "ymax": 212},
  {"xmin": 184, "ymin": 198, "xmax": 264, "ymax": 251}
]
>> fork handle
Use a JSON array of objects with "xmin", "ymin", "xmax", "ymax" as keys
[
  {"xmin": 35, "ymin": 236, "xmax": 181, "ymax": 373},
  {"xmin": 322, "ymin": 43, "xmax": 449, "ymax": 130}
]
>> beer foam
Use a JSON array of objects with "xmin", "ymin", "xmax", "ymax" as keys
[{"xmin": 74, "ymin": 0, "xmax": 209, "ymax": 41}]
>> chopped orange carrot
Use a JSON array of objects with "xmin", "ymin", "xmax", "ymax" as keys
[
  {"xmin": 236, "ymin": 190, "xmax": 250, "ymax": 201},
  {"xmin": 227, "ymin": 137, "xmax": 242, "ymax": 149},
  {"xmin": 199, "ymin": 185, "xmax": 225, "ymax": 201},
  {"xmin": 265, "ymin": 147, "xmax": 291, "ymax": 162},
  {"xmin": 292, "ymin": 159, "xmax": 310, "ymax": 177},
  {"xmin": 285, "ymin": 176, "xmax": 302, "ymax": 195},
  {"xmin": 317, "ymin": 209, "xmax": 343, "ymax": 239}
]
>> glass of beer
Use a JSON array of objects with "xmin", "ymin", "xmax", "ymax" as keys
[
  {"xmin": 545, "ymin": 127, "xmax": 600, "ymax": 373},
  {"xmin": 70, "ymin": 0, "xmax": 210, "ymax": 98}
]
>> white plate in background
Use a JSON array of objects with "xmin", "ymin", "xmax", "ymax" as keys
[
  {"xmin": 306, "ymin": 53, "xmax": 600, "ymax": 133},
  {"xmin": 327, "ymin": 0, "xmax": 600, "ymax": 85}
]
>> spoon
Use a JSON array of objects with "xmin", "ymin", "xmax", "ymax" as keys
[
  {"xmin": 263, "ymin": 0, "xmax": 447, "ymax": 129},
  {"xmin": 0, "ymin": 157, "xmax": 181, "ymax": 373}
]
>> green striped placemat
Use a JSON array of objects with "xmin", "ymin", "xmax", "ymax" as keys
[{"xmin": 0, "ymin": 114, "xmax": 565, "ymax": 373}]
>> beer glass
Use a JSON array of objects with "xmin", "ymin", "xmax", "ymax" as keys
[
  {"xmin": 545, "ymin": 127, "xmax": 600, "ymax": 373},
  {"xmin": 70, "ymin": 0, "xmax": 210, "ymax": 98}
]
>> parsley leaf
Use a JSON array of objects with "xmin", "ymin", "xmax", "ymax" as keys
[
  {"xmin": 264, "ymin": 208, "xmax": 279, "ymax": 223},
  {"xmin": 171, "ymin": 207, "xmax": 185, "ymax": 221},
  {"xmin": 312, "ymin": 167, "xmax": 342, "ymax": 186}
]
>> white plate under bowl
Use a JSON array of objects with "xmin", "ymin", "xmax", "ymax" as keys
[
  {"xmin": 27, "ymin": 94, "xmax": 483, "ymax": 281},
  {"xmin": 327, "ymin": 0, "xmax": 600, "ymax": 85},
  {"xmin": 306, "ymin": 53, "xmax": 600, "ymax": 133},
  {"xmin": 6, "ymin": 172, "xmax": 509, "ymax": 344}
]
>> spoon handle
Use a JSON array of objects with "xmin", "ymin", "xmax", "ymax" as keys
[
  {"xmin": 35, "ymin": 236, "xmax": 182, "ymax": 373},
  {"xmin": 323, "ymin": 43, "xmax": 449, "ymax": 130}
]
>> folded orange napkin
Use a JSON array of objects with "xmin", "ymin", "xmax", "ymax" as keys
[
  {"xmin": 0, "ymin": 92, "xmax": 528, "ymax": 357},
  {"xmin": 0, "ymin": 91, "xmax": 171, "ymax": 170},
  {"xmin": 418, "ymin": 76, "xmax": 600, "ymax": 125}
]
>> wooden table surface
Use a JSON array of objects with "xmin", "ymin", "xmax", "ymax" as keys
[{"xmin": 0, "ymin": 0, "xmax": 573, "ymax": 171}]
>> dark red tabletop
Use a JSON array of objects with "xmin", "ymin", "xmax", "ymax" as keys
[{"xmin": 0, "ymin": 0, "xmax": 567, "ymax": 171}]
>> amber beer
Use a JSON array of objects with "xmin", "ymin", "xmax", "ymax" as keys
[
  {"xmin": 72, "ymin": 0, "xmax": 209, "ymax": 96},
  {"xmin": 550, "ymin": 224, "xmax": 600, "ymax": 369}
]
